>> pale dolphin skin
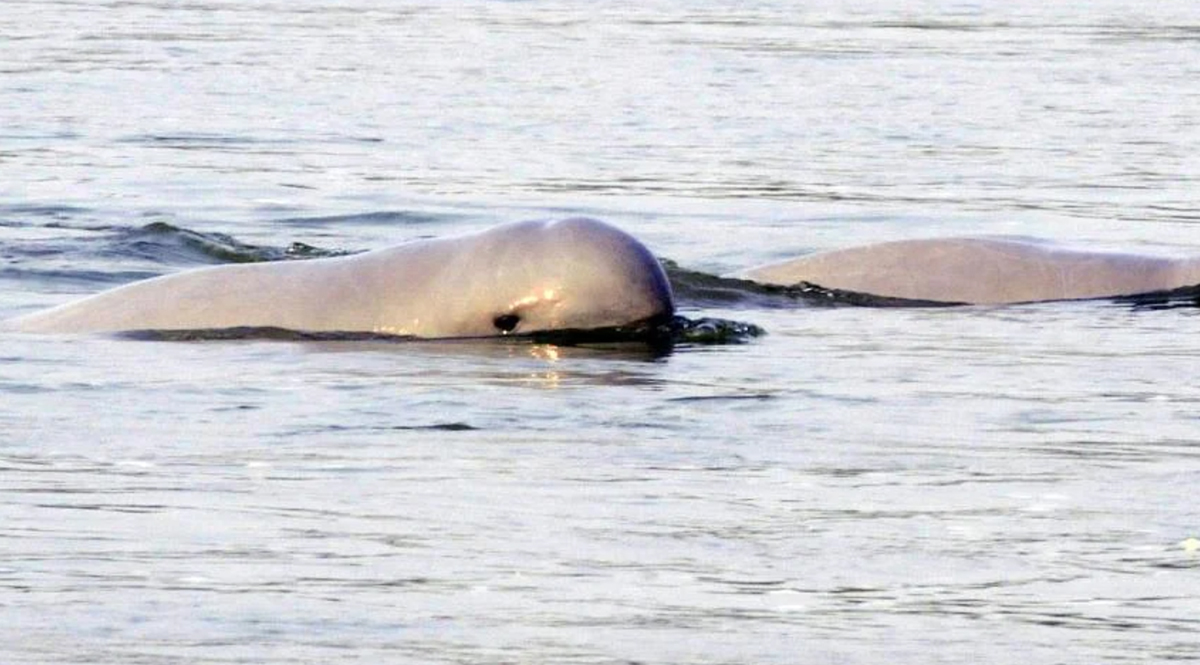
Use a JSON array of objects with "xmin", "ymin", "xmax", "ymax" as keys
[
  {"xmin": 743, "ymin": 237, "xmax": 1200, "ymax": 304},
  {"xmin": 7, "ymin": 218, "xmax": 675, "ymax": 337}
]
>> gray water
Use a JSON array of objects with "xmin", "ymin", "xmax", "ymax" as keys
[{"xmin": 2, "ymin": 1, "xmax": 1200, "ymax": 663}]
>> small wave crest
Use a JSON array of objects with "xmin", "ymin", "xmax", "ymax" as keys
[
  {"xmin": 1, "ymin": 219, "xmax": 350, "ymax": 296},
  {"xmin": 114, "ymin": 222, "xmax": 348, "ymax": 265}
]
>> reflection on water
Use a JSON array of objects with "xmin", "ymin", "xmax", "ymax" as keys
[{"xmin": 5, "ymin": 300, "xmax": 1197, "ymax": 660}]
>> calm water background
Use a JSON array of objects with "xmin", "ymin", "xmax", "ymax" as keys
[{"xmin": 2, "ymin": 1, "xmax": 1199, "ymax": 663}]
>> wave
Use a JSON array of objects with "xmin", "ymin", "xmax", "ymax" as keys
[
  {"xmin": 0, "ymin": 220, "xmax": 348, "ymax": 284},
  {"xmin": 111, "ymin": 222, "xmax": 348, "ymax": 265}
]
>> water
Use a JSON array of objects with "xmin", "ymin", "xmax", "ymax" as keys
[{"xmin": 2, "ymin": 1, "xmax": 1199, "ymax": 663}]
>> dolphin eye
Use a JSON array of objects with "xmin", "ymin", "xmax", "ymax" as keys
[{"xmin": 493, "ymin": 313, "xmax": 521, "ymax": 333}]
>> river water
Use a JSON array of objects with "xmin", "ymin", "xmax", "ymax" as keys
[{"xmin": 2, "ymin": 1, "xmax": 1199, "ymax": 663}]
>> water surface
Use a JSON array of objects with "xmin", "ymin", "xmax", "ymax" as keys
[{"xmin": 2, "ymin": 1, "xmax": 1199, "ymax": 663}]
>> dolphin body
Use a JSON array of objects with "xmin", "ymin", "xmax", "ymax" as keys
[
  {"xmin": 6, "ymin": 218, "xmax": 675, "ymax": 338},
  {"xmin": 742, "ymin": 237, "xmax": 1200, "ymax": 304}
]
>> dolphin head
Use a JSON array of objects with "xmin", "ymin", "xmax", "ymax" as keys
[{"xmin": 425, "ymin": 217, "xmax": 675, "ymax": 339}]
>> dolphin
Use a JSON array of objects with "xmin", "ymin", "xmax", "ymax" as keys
[
  {"xmin": 742, "ymin": 237, "xmax": 1200, "ymax": 304},
  {"xmin": 6, "ymin": 218, "xmax": 675, "ymax": 337}
]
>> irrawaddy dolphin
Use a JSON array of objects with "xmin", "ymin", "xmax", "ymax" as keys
[
  {"xmin": 742, "ymin": 237, "xmax": 1200, "ymax": 305},
  {"xmin": 6, "ymin": 218, "xmax": 675, "ymax": 337}
]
